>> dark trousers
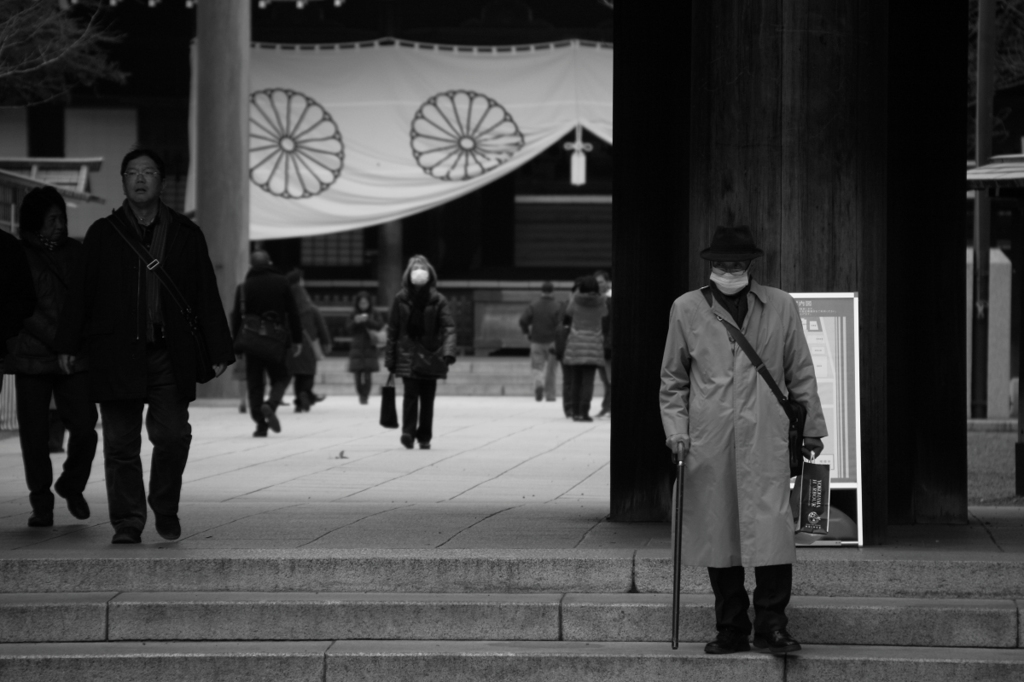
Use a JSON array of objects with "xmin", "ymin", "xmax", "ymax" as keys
[
  {"xmin": 15, "ymin": 372, "xmax": 98, "ymax": 515},
  {"xmin": 401, "ymin": 377, "xmax": 437, "ymax": 444},
  {"xmin": 561, "ymin": 362, "xmax": 574, "ymax": 417},
  {"xmin": 707, "ymin": 564, "xmax": 792, "ymax": 636},
  {"xmin": 354, "ymin": 371, "xmax": 373, "ymax": 401},
  {"xmin": 565, "ymin": 365, "xmax": 597, "ymax": 418},
  {"xmin": 293, "ymin": 374, "xmax": 314, "ymax": 408},
  {"xmin": 99, "ymin": 348, "xmax": 191, "ymax": 532},
  {"xmin": 245, "ymin": 352, "xmax": 291, "ymax": 429},
  {"xmin": 598, "ymin": 359, "xmax": 611, "ymax": 412}
]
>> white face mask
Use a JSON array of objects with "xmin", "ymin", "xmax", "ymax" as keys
[
  {"xmin": 710, "ymin": 270, "xmax": 749, "ymax": 295},
  {"xmin": 410, "ymin": 268, "xmax": 429, "ymax": 286}
]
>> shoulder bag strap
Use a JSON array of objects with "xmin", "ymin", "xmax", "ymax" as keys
[
  {"xmin": 106, "ymin": 213, "xmax": 199, "ymax": 327},
  {"xmin": 702, "ymin": 286, "xmax": 792, "ymax": 417}
]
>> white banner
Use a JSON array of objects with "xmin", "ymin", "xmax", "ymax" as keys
[{"xmin": 187, "ymin": 39, "xmax": 612, "ymax": 240}]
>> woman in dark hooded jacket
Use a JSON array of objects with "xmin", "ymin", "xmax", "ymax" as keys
[
  {"xmin": 7, "ymin": 187, "xmax": 97, "ymax": 527},
  {"xmin": 348, "ymin": 291, "xmax": 384, "ymax": 404},
  {"xmin": 384, "ymin": 255, "xmax": 457, "ymax": 449},
  {"xmin": 562, "ymin": 275, "xmax": 607, "ymax": 421}
]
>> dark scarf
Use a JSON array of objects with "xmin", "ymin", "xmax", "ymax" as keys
[
  {"xmin": 405, "ymin": 285, "xmax": 433, "ymax": 340},
  {"xmin": 710, "ymin": 280, "xmax": 750, "ymax": 327},
  {"xmin": 121, "ymin": 199, "xmax": 171, "ymax": 342}
]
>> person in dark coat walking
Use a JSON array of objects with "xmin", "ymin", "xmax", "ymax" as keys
[
  {"xmin": 0, "ymin": 226, "xmax": 37, "ymax": 391},
  {"xmin": 384, "ymin": 255, "xmax": 457, "ymax": 449},
  {"xmin": 519, "ymin": 281, "xmax": 562, "ymax": 402},
  {"xmin": 286, "ymin": 268, "xmax": 332, "ymax": 412},
  {"xmin": 562, "ymin": 275, "xmax": 607, "ymax": 422},
  {"xmin": 231, "ymin": 251, "xmax": 303, "ymax": 435},
  {"xmin": 348, "ymin": 290, "xmax": 384, "ymax": 404},
  {"xmin": 55, "ymin": 148, "xmax": 235, "ymax": 544},
  {"xmin": 8, "ymin": 187, "xmax": 97, "ymax": 528}
]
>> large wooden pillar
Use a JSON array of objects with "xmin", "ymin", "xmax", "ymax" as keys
[
  {"xmin": 689, "ymin": 1, "xmax": 891, "ymax": 540},
  {"xmin": 195, "ymin": 0, "xmax": 250, "ymax": 398},
  {"xmin": 886, "ymin": 3, "xmax": 967, "ymax": 524},
  {"xmin": 609, "ymin": 2, "xmax": 691, "ymax": 521}
]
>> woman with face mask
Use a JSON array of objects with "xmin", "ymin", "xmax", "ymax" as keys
[{"xmin": 383, "ymin": 255, "xmax": 457, "ymax": 449}]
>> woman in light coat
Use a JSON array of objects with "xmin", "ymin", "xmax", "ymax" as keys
[{"xmin": 562, "ymin": 275, "xmax": 606, "ymax": 422}]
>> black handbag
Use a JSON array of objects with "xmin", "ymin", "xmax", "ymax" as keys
[
  {"xmin": 704, "ymin": 290, "xmax": 808, "ymax": 477},
  {"xmin": 107, "ymin": 215, "xmax": 216, "ymax": 384},
  {"xmin": 380, "ymin": 373, "xmax": 398, "ymax": 428},
  {"xmin": 233, "ymin": 283, "xmax": 290, "ymax": 364},
  {"xmin": 403, "ymin": 338, "xmax": 449, "ymax": 378}
]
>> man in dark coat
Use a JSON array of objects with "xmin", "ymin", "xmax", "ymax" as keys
[
  {"xmin": 8, "ymin": 187, "xmax": 97, "ymax": 528},
  {"xmin": 0, "ymin": 226, "xmax": 37, "ymax": 390},
  {"xmin": 231, "ymin": 250, "xmax": 302, "ymax": 436},
  {"xmin": 55, "ymin": 148, "xmax": 235, "ymax": 544}
]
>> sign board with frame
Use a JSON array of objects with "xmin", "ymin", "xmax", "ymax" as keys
[{"xmin": 789, "ymin": 292, "xmax": 863, "ymax": 547}]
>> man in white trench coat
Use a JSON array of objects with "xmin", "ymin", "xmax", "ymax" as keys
[{"xmin": 660, "ymin": 226, "xmax": 826, "ymax": 656}]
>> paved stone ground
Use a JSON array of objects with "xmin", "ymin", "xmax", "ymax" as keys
[
  {"xmin": 0, "ymin": 396, "xmax": 664, "ymax": 550},
  {"xmin": 1, "ymin": 395, "xmax": 1022, "ymax": 555}
]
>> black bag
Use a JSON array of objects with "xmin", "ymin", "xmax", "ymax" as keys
[
  {"xmin": 107, "ymin": 215, "xmax": 216, "ymax": 384},
  {"xmin": 705, "ymin": 290, "xmax": 808, "ymax": 477},
  {"xmin": 403, "ymin": 338, "xmax": 449, "ymax": 378},
  {"xmin": 380, "ymin": 373, "xmax": 398, "ymax": 428},
  {"xmin": 233, "ymin": 283, "xmax": 290, "ymax": 364}
]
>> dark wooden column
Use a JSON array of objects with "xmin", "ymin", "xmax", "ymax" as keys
[
  {"xmin": 688, "ymin": 1, "xmax": 890, "ymax": 541},
  {"xmin": 886, "ymin": 3, "xmax": 967, "ymax": 524},
  {"xmin": 609, "ymin": 2, "xmax": 691, "ymax": 521}
]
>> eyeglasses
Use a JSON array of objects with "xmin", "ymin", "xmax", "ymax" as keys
[
  {"xmin": 122, "ymin": 169, "xmax": 160, "ymax": 179},
  {"xmin": 711, "ymin": 261, "xmax": 750, "ymax": 274}
]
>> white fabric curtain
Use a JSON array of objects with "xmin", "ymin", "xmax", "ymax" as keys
[{"xmin": 186, "ymin": 39, "xmax": 612, "ymax": 240}]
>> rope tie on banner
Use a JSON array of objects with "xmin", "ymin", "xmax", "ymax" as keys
[{"xmin": 563, "ymin": 124, "xmax": 593, "ymax": 187}]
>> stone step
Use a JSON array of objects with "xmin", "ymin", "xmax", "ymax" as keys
[
  {"xmin": 2, "ymin": 640, "xmax": 1023, "ymax": 682},
  {"xmin": 2, "ymin": 550, "xmax": 1022, "ymax": 599},
  {"xmin": 1, "ymin": 592, "xmax": 1020, "ymax": 649}
]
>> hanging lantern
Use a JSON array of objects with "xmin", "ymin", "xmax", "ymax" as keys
[{"xmin": 563, "ymin": 124, "xmax": 594, "ymax": 187}]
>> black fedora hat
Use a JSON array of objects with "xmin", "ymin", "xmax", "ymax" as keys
[{"xmin": 699, "ymin": 226, "xmax": 764, "ymax": 261}]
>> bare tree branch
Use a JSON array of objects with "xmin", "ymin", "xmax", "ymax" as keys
[{"xmin": 0, "ymin": 0, "xmax": 127, "ymax": 106}]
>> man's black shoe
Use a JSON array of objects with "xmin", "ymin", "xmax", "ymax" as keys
[
  {"xmin": 400, "ymin": 433, "xmax": 414, "ymax": 449},
  {"xmin": 155, "ymin": 514, "xmax": 181, "ymax": 541},
  {"xmin": 261, "ymin": 404, "xmax": 281, "ymax": 432},
  {"xmin": 112, "ymin": 527, "xmax": 142, "ymax": 544},
  {"xmin": 55, "ymin": 481, "xmax": 90, "ymax": 520},
  {"xmin": 253, "ymin": 428, "xmax": 268, "ymax": 438},
  {"xmin": 419, "ymin": 441, "xmax": 431, "ymax": 450},
  {"xmin": 752, "ymin": 629, "xmax": 801, "ymax": 655},
  {"xmin": 535, "ymin": 387, "xmax": 544, "ymax": 402},
  {"xmin": 27, "ymin": 513, "xmax": 53, "ymax": 528},
  {"xmin": 705, "ymin": 630, "xmax": 751, "ymax": 655}
]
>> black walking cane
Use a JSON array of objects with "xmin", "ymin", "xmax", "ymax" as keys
[{"xmin": 671, "ymin": 442, "xmax": 685, "ymax": 649}]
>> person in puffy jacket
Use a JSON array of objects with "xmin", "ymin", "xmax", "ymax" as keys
[
  {"xmin": 562, "ymin": 275, "xmax": 607, "ymax": 422},
  {"xmin": 348, "ymin": 291, "xmax": 384, "ymax": 405},
  {"xmin": 8, "ymin": 187, "xmax": 97, "ymax": 528},
  {"xmin": 384, "ymin": 255, "xmax": 456, "ymax": 449}
]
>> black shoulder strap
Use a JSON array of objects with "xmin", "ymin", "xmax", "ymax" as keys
[
  {"xmin": 106, "ymin": 212, "xmax": 198, "ymax": 326},
  {"xmin": 705, "ymin": 290, "xmax": 792, "ymax": 416}
]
